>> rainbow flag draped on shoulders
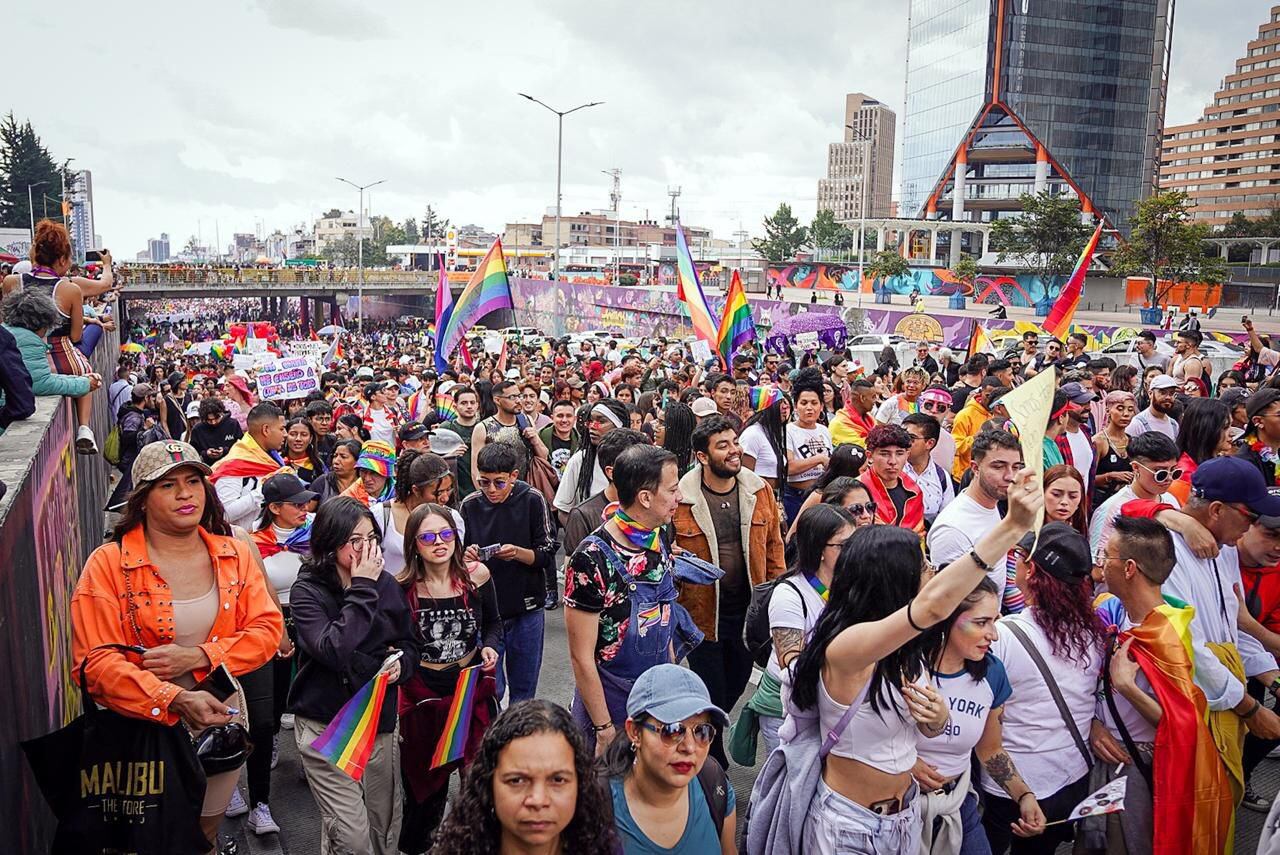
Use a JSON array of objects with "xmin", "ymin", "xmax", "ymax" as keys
[
  {"xmin": 1095, "ymin": 593, "xmax": 1234, "ymax": 854},
  {"xmin": 209, "ymin": 433, "xmax": 286, "ymax": 483},
  {"xmin": 310, "ymin": 669, "xmax": 393, "ymax": 780},
  {"xmin": 438, "ymin": 240, "xmax": 513, "ymax": 370},
  {"xmin": 674, "ymin": 224, "xmax": 721, "ymax": 363},
  {"xmin": 1043, "ymin": 221, "xmax": 1103, "ymax": 340},
  {"xmin": 716, "ymin": 269, "xmax": 756, "ymax": 366}
]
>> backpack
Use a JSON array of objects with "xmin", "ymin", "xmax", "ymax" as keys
[
  {"xmin": 103, "ymin": 426, "xmax": 121, "ymax": 465},
  {"xmin": 696, "ymin": 758, "xmax": 729, "ymax": 838},
  {"xmin": 744, "ymin": 575, "xmax": 806, "ymax": 668}
]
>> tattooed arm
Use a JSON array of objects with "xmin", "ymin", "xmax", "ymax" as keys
[
  {"xmin": 976, "ymin": 706, "xmax": 1046, "ymax": 837},
  {"xmin": 771, "ymin": 628, "xmax": 806, "ymax": 670}
]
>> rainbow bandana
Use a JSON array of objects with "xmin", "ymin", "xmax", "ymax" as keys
[
  {"xmin": 749, "ymin": 385, "xmax": 784, "ymax": 412},
  {"xmin": 611, "ymin": 507, "xmax": 664, "ymax": 553}
]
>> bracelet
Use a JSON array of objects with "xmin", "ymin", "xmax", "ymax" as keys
[
  {"xmin": 592, "ymin": 721, "xmax": 614, "ymax": 732},
  {"xmin": 968, "ymin": 549, "xmax": 994, "ymax": 574},
  {"xmin": 906, "ymin": 599, "xmax": 928, "ymax": 633},
  {"xmin": 1017, "ymin": 791, "xmax": 1036, "ymax": 805},
  {"xmin": 1243, "ymin": 698, "xmax": 1263, "ymax": 720}
]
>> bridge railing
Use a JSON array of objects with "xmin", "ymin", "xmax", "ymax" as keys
[{"xmin": 121, "ymin": 267, "xmax": 435, "ymax": 286}]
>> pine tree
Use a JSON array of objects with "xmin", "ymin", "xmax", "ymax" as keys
[
  {"xmin": 422, "ymin": 205, "xmax": 450, "ymax": 241},
  {"xmin": 752, "ymin": 203, "xmax": 808, "ymax": 263},
  {"xmin": 402, "ymin": 217, "xmax": 420, "ymax": 243},
  {"xmin": 0, "ymin": 113, "xmax": 67, "ymax": 230}
]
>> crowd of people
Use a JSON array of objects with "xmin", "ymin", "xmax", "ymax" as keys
[{"xmin": 10, "ymin": 217, "xmax": 1280, "ymax": 853}]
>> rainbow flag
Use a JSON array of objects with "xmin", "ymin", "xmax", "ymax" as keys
[
  {"xmin": 716, "ymin": 269, "xmax": 755, "ymax": 365},
  {"xmin": 1043, "ymin": 222, "xmax": 1103, "ymax": 340},
  {"xmin": 431, "ymin": 666, "xmax": 483, "ymax": 768},
  {"xmin": 310, "ymin": 669, "xmax": 392, "ymax": 780},
  {"xmin": 674, "ymin": 224, "xmax": 720, "ymax": 362},
  {"xmin": 749, "ymin": 385, "xmax": 783, "ymax": 412},
  {"xmin": 405, "ymin": 388, "xmax": 428, "ymax": 422},
  {"xmin": 433, "ymin": 257, "xmax": 454, "ymax": 374},
  {"xmin": 435, "ymin": 393, "xmax": 459, "ymax": 421},
  {"xmin": 439, "ymin": 240, "xmax": 512, "ymax": 370}
]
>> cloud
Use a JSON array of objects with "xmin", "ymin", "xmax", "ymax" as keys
[{"xmin": 252, "ymin": 0, "xmax": 393, "ymax": 40}]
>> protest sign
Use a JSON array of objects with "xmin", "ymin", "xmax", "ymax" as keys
[
  {"xmin": 995, "ymin": 367, "xmax": 1054, "ymax": 537},
  {"xmin": 257, "ymin": 356, "xmax": 320, "ymax": 400}
]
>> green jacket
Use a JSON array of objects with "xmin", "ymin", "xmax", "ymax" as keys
[{"xmin": 2, "ymin": 325, "xmax": 92, "ymax": 399}]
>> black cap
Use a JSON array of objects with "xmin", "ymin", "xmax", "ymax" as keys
[
  {"xmin": 1016, "ymin": 522, "xmax": 1091, "ymax": 583},
  {"xmin": 363, "ymin": 381, "xmax": 387, "ymax": 399},
  {"xmin": 262, "ymin": 473, "xmax": 318, "ymax": 506},
  {"xmin": 398, "ymin": 421, "xmax": 431, "ymax": 442}
]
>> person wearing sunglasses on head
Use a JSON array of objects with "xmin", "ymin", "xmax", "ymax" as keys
[
  {"xmin": 1089, "ymin": 432, "xmax": 1184, "ymax": 575},
  {"xmin": 601, "ymin": 664, "xmax": 736, "ymax": 854}
]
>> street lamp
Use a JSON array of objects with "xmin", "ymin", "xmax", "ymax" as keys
[
  {"xmin": 336, "ymin": 176, "xmax": 387, "ymax": 333},
  {"xmin": 845, "ymin": 124, "xmax": 873, "ymax": 287},
  {"xmin": 26, "ymin": 181, "xmax": 47, "ymax": 236},
  {"xmin": 518, "ymin": 93, "xmax": 604, "ymax": 280}
]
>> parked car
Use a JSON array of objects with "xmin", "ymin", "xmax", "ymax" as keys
[
  {"xmin": 847, "ymin": 333, "xmax": 915, "ymax": 369},
  {"xmin": 1090, "ymin": 334, "xmax": 1243, "ymax": 379}
]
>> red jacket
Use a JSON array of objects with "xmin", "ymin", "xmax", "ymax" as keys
[
  {"xmin": 860, "ymin": 469, "xmax": 925, "ymax": 533},
  {"xmin": 1242, "ymin": 562, "xmax": 1280, "ymax": 635}
]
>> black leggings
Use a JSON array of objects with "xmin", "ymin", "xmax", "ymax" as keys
[
  {"xmin": 982, "ymin": 773, "xmax": 1091, "ymax": 854},
  {"xmin": 242, "ymin": 612, "xmax": 295, "ymax": 807}
]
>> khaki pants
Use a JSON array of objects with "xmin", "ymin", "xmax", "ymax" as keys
[{"xmin": 295, "ymin": 715, "xmax": 403, "ymax": 855}]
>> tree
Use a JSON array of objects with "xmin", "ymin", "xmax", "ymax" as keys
[
  {"xmin": 752, "ymin": 203, "xmax": 808, "ymax": 263},
  {"xmin": 422, "ymin": 205, "xmax": 450, "ymax": 240},
  {"xmin": 0, "ymin": 113, "xmax": 69, "ymax": 230},
  {"xmin": 988, "ymin": 191, "xmax": 1093, "ymax": 282},
  {"xmin": 322, "ymin": 208, "xmax": 343, "ymax": 219},
  {"xmin": 402, "ymin": 217, "xmax": 420, "ymax": 243},
  {"xmin": 809, "ymin": 209, "xmax": 853, "ymax": 253},
  {"xmin": 950, "ymin": 255, "xmax": 980, "ymax": 292},
  {"xmin": 1112, "ymin": 190, "xmax": 1228, "ymax": 305},
  {"xmin": 321, "ymin": 234, "xmax": 361, "ymax": 267},
  {"xmin": 867, "ymin": 250, "xmax": 909, "ymax": 283}
]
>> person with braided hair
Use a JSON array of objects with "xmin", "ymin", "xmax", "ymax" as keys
[{"xmin": 553, "ymin": 398, "xmax": 630, "ymax": 519}]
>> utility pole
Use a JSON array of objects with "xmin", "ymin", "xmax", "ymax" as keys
[
  {"xmin": 337, "ymin": 177, "xmax": 388, "ymax": 333},
  {"xmin": 666, "ymin": 186, "xmax": 682, "ymax": 227},
  {"xmin": 603, "ymin": 168, "xmax": 621, "ymax": 282}
]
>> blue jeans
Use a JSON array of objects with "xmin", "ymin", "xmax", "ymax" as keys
[
  {"xmin": 496, "ymin": 609, "xmax": 545, "ymax": 704},
  {"xmin": 958, "ymin": 792, "xmax": 991, "ymax": 855}
]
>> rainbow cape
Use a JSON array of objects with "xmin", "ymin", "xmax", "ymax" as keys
[
  {"xmin": 1095, "ymin": 594, "xmax": 1233, "ymax": 854},
  {"xmin": 749, "ymin": 385, "xmax": 783, "ymax": 412},
  {"xmin": 209, "ymin": 434, "xmax": 286, "ymax": 483},
  {"xmin": 431, "ymin": 665, "xmax": 483, "ymax": 768},
  {"xmin": 435, "ymin": 393, "xmax": 459, "ymax": 421},
  {"xmin": 716, "ymin": 269, "xmax": 755, "ymax": 365},
  {"xmin": 674, "ymin": 224, "xmax": 720, "ymax": 362},
  {"xmin": 439, "ymin": 240, "xmax": 512, "ymax": 369},
  {"xmin": 1043, "ymin": 221, "xmax": 1103, "ymax": 340},
  {"xmin": 310, "ymin": 669, "xmax": 392, "ymax": 780}
]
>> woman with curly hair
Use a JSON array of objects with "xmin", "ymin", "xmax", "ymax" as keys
[
  {"xmin": 980, "ymin": 522, "xmax": 1104, "ymax": 853},
  {"xmin": 429, "ymin": 699, "xmax": 620, "ymax": 855}
]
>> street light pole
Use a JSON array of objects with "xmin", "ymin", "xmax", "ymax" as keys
[
  {"xmin": 336, "ymin": 177, "xmax": 387, "ymax": 334},
  {"xmin": 846, "ymin": 124, "xmax": 872, "ymax": 288},
  {"xmin": 26, "ymin": 181, "xmax": 47, "ymax": 236},
  {"xmin": 518, "ymin": 93, "xmax": 604, "ymax": 281}
]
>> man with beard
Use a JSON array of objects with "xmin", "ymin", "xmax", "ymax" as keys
[
  {"xmin": 928, "ymin": 428, "xmax": 1024, "ymax": 600},
  {"xmin": 1171, "ymin": 328, "xmax": 1208, "ymax": 388},
  {"xmin": 1127, "ymin": 374, "xmax": 1180, "ymax": 441},
  {"xmin": 470, "ymin": 378, "xmax": 548, "ymax": 485},
  {"xmin": 673, "ymin": 415, "xmax": 785, "ymax": 766}
]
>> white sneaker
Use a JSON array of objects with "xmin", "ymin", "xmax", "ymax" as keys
[
  {"xmin": 246, "ymin": 802, "xmax": 280, "ymax": 835},
  {"xmin": 271, "ymin": 733, "xmax": 279, "ymax": 770},
  {"xmin": 225, "ymin": 786, "xmax": 248, "ymax": 818},
  {"xmin": 1269, "ymin": 743, "xmax": 1280, "ymax": 760},
  {"xmin": 280, "ymin": 713, "xmax": 295, "ymax": 730},
  {"xmin": 75, "ymin": 425, "xmax": 98, "ymax": 455}
]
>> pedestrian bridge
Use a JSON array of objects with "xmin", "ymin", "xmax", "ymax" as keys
[{"xmin": 120, "ymin": 268, "xmax": 441, "ymax": 299}]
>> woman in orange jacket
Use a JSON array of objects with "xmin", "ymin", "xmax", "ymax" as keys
[{"xmin": 71, "ymin": 440, "xmax": 283, "ymax": 851}]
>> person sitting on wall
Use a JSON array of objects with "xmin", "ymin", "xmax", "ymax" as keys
[{"xmin": 0, "ymin": 288, "xmax": 96, "ymax": 438}]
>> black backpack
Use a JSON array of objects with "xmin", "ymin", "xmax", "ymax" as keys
[
  {"xmin": 696, "ymin": 757, "xmax": 729, "ymax": 838},
  {"xmin": 743, "ymin": 574, "xmax": 807, "ymax": 668}
]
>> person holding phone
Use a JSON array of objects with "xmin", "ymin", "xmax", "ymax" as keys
[{"xmin": 289, "ymin": 496, "xmax": 419, "ymax": 855}]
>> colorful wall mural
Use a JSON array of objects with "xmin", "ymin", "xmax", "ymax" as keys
[{"xmin": 765, "ymin": 263, "xmax": 1074, "ymax": 309}]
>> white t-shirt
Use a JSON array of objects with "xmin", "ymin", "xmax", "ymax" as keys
[
  {"xmin": 740, "ymin": 423, "xmax": 781, "ymax": 481},
  {"xmin": 785, "ymin": 423, "xmax": 832, "ymax": 483},
  {"xmin": 369, "ymin": 408, "xmax": 396, "ymax": 445},
  {"xmin": 370, "ymin": 502, "xmax": 466, "ymax": 579},
  {"xmin": 262, "ymin": 529, "xmax": 304, "ymax": 607},
  {"xmin": 981, "ymin": 611, "xmax": 1102, "ymax": 799},
  {"xmin": 1065, "ymin": 428, "xmax": 1094, "ymax": 483},
  {"xmin": 1126, "ymin": 408, "xmax": 1178, "ymax": 441},
  {"xmin": 1087, "ymin": 486, "xmax": 1179, "ymax": 565},
  {"xmin": 927, "ymin": 492, "xmax": 1005, "ymax": 596},
  {"xmin": 765, "ymin": 575, "xmax": 826, "ymax": 682},
  {"xmin": 918, "ymin": 655, "xmax": 1013, "ymax": 778}
]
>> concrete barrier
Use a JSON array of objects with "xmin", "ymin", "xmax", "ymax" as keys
[{"xmin": 0, "ymin": 326, "xmax": 118, "ymax": 852}]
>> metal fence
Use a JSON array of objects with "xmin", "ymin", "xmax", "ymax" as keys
[{"xmin": 1221, "ymin": 281, "xmax": 1278, "ymax": 310}]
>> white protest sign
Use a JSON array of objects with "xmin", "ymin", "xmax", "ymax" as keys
[
  {"xmin": 253, "ymin": 351, "xmax": 278, "ymax": 369},
  {"xmin": 795, "ymin": 331, "xmax": 821, "ymax": 351},
  {"xmin": 256, "ymin": 356, "xmax": 320, "ymax": 401},
  {"xmin": 286, "ymin": 340, "xmax": 330, "ymax": 360},
  {"xmin": 232, "ymin": 354, "xmax": 256, "ymax": 371},
  {"xmin": 246, "ymin": 338, "xmax": 268, "ymax": 353},
  {"xmin": 690, "ymin": 339, "xmax": 713, "ymax": 363}
]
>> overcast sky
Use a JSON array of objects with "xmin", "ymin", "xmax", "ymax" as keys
[{"xmin": 5, "ymin": 1, "xmax": 1265, "ymax": 254}]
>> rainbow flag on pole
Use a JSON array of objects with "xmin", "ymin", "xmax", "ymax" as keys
[
  {"xmin": 432, "ymin": 257, "xmax": 454, "ymax": 374},
  {"xmin": 674, "ymin": 224, "xmax": 721, "ymax": 363},
  {"xmin": 310, "ymin": 669, "xmax": 392, "ymax": 780},
  {"xmin": 1043, "ymin": 222, "xmax": 1103, "ymax": 340},
  {"xmin": 967, "ymin": 320, "xmax": 996, "ymax": 356},
  {"xmin": 439, "ymin": 240, "xmax": 514, "ymax": 369},
  {"xmin": 716, "ymin": 269, "xmax": 756, "ymax": 365},
  {"xmin": 430, "ymin": 665, "xmax": 483, "ymax": 768}
]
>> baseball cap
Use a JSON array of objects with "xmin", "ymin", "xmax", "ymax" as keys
[
  {"xmin": 363, "ymin": 381, "xmax": 387, "ymax": 399},
  {"xmin": 261, "ymin": 472, "xmax": 318, "ymax": 506},
  {"xmin": 1221, "ymin": 387, "xmax": 1251, "ymax": 411},
  {"xmin": 1016, "ymin": 523, "xmax": 1091, "ymax": 583},
  {"xmin": 131, "ymin": 440, "xmax": 212, "ymax": 486},
  {"xmin": 131, "ymin": 382, "xmax": 154, "ymax": 401},
  {"xmin": 1148, "ymin": 374, "xmax": 1178, "ymax": 391},
  {"xmin": 185, "ymin": 400, "xmax": 201, "ymax": 418},
  {"xmin": 626, "ymin": 664, "xmax": 728, "ymax": 727},
  {"xmin": 355, "ymin": 366, "xmax": 375, "ymax": 379},
  {"xmin": 565, "ymin": 376, "xmax": 585, "ymax": 389},
  {"xmin": 1191, "ymin": 456, "xmax": 1280, "ymax": 517},
  {"xmin": 1059, "ymin": 382, "xmax": 1096, "ymax": 405},
  {"xmin": 690, "ymin": 398, "xmax": 718, "ymax": 417},
  {"xmin": 398, "ymin": 421, "xmax": 431, "ymax": 442}
]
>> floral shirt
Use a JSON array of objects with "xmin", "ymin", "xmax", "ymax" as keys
[{"xmin": 564, "ymin": 529, "xmax": 673, "ymax": 663}]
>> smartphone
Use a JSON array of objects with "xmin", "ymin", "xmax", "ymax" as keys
[
  {"xmin": 192, "ymin": 664, "xmax": 237, "ymax": 703},
  {"xmin": 85, "ymin": 250, "xmax": 103, "ymax": 262},
  {"xmin": 476, "ymin": 544, "xmax": 502, "ymax": 561},
  {"xmin": 515, "ymin": 413, "xmax": 530, "ymax": 432}
]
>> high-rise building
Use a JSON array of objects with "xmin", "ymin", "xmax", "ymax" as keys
[
  {"xmin": 900, "ymin": 0, "xmax": 1174, "ymax": 242},
  {"xmin": 1159, "ymin": 5, "xmax": 1280, "ymax": 228},
  {"xmin": 67, "ymin": 170, "xmax": 95, "ymax": 261},
  {"xmin": 147, "ymin": 233, "xmax": 170, "ymax": 262},
  {"xmin": 817, "ymin": 93, "xmax": 896, "ymax": 222}
]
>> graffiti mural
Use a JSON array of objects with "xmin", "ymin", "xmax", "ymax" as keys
[
  {"xmin": 767, "ymin": 262, "xmax": 862, "ymax": 292},
  {"xmin": 869, "ymin": 269, "xmax": 1067, "ymax": 307}
]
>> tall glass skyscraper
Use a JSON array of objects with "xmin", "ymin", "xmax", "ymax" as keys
[{"xmin": 900, "ymin": 0, "xmax": 1174, "ymax": 237}]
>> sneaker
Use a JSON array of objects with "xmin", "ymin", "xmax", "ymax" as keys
[
  {"xmin": 246, "ymin": 802, "xmax": 280, "ymax": 835},
  {"xmin": 75, "ymin": 425, "xmax": 98, "ymax": 455},
  {"xmin": 271, "ymin": 733, "xmax": 279, "ymax": 770},
  {"xmin": 225, "ymin": 786, "xmax": 248, "ymax": 818},
  {"xmin": 280, "ymin": 713, "xmax": 295, "ymax": 730},
  {"xmin": 1269, "ymin": 743, "xmax": 1280, "ymax": 760},
  {"xmin": 1244, "ymin": 786, "xmax": 1273, "ymax": 813},
  {"xmin": 544, "ymin": 590, "xmax": 561, "ymax": 610}
]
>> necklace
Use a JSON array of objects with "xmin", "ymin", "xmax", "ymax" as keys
[{"xmin": 612, "ymin": 507, "xmax": 664, "ymax": 553}]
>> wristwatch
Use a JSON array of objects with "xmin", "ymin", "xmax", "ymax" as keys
[{"xmin": 1270, "ymin": 675, "xmax": 1280, "ymax": 695}]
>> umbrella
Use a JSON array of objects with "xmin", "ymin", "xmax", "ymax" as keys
[
  {"xmin": 764, "ymin": 312, "xmax": 848, "ymax": 355},
  {"xmin": 120, "ymin": 342, "xmax": 145, "ymax": 353},
  {"xmin": 317, "ymin": 325, "xmax": 346, "ymax": 336}
]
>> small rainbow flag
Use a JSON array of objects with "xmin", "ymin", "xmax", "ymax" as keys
[
  {"xmin": 716, "ymin": 269, "xmax": 756, "ymax": 365},
  {"xmin": 405, "ymin": 388, "xmax": 427, "ymax": 422},
  {"xmin": 310, "ymin": 669, "xmax": 392, "ymax": 780},
  {"xmin": 435, "ymin": 393, "xmax": 459, "ymax": 421},
  {"xmin": 431, "ymin": 665, "xmax": 483, "ymax": 768},
  {"xmin": 749, "ymin": 386, "xmax": 783, "ymax": 412},
  {"xmin": 1043, "ymin": 221, "xmax": 1103, "ymax": 340},
  {"xmin": 439, "ymin": 239, "xmax": 514, "ymax": 368},
  {"xmin": 675, "ymin": 224, "xmax": 721, "ymax": 364}
]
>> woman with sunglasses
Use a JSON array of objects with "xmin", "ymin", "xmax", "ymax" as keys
[
  {"xmin": 602, "ymin": 664, "xmax": 736, "ymax": 854},
  {"xmin": 1091, "ymin": 390, "xmax": 1138, "ymax": 507},
  {"xmin": 395, "ymin": 502, "xmax": 499, "ymax": 854}
]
